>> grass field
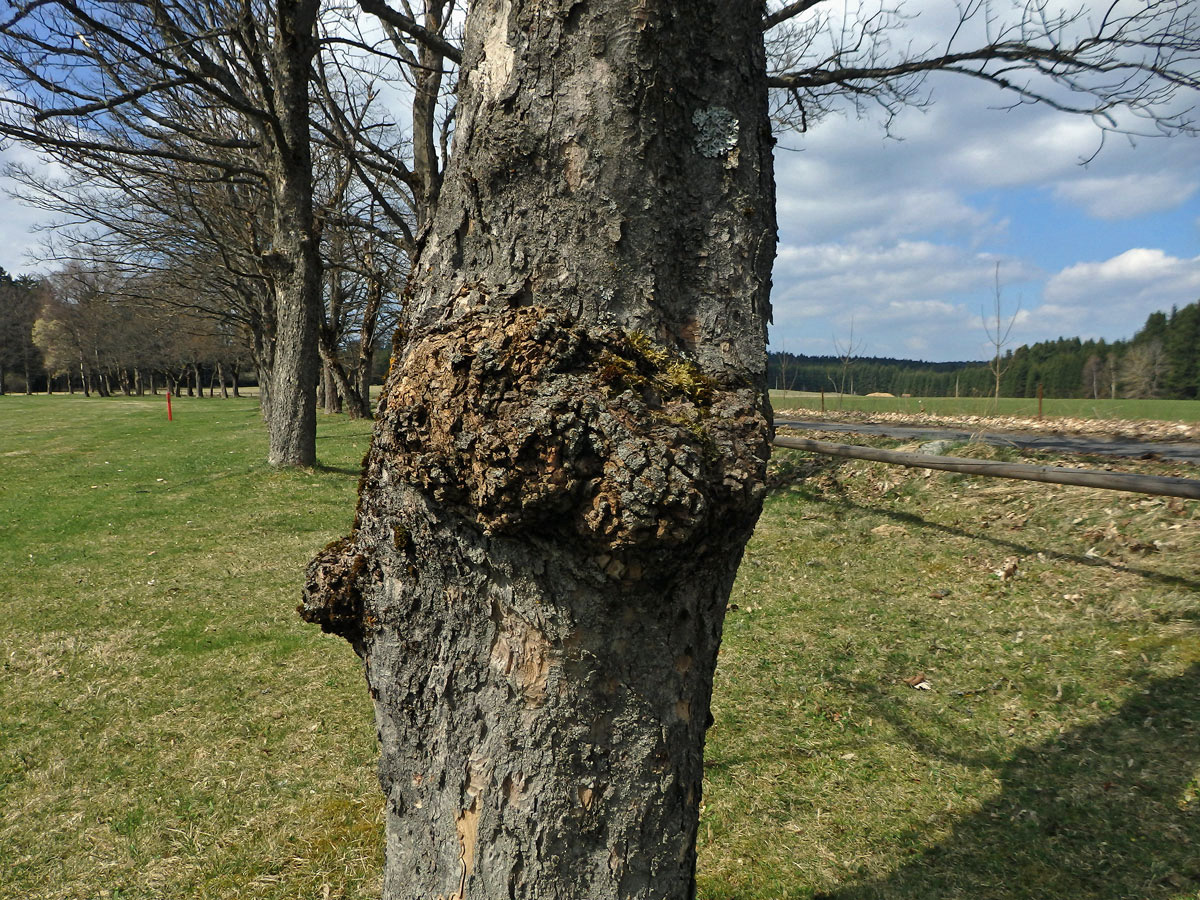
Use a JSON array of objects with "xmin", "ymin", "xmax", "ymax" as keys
[
  {"xmin": 2, "ymin": 395, "xmax": 1198, "ymax": 899},
  {"xmin": 770, "ymin": 390, "xmax": 1200, "ymax": 423}
]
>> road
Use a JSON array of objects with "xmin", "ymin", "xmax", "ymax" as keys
[{"xmin": 773, "ymin": 419, "xmax": 1200, "ymax": 466}]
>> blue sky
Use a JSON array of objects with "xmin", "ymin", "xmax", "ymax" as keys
[
  {"xmin": 1, "ymin": 3, "xmax": 1197, "ymax": 364},
  {"xmin": 770, "ymin": 71, "xmax": 1200, "ymax": 362}
]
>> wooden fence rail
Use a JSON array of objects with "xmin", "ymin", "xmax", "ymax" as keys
[{"xmin": 772, "ymin": 435, "xmax": 1200, "ymax": 501}]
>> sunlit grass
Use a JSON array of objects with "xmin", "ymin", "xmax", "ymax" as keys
[
  {"xmin": 701, "ymin": 441, "xmax": 1200, "ymax": 899},
  {"xmin": 2, "ymin": 396, "xmax": 1198, "ymax": 899}
]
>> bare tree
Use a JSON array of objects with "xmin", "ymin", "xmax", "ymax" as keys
[
  {"xmin": 1082, "ymin": 352, "xmax": 1103, "ymax": 399},
  {"xmin": 303, "ymin": 3, "xmax": 774, "ymax": 898},
  {"xmin": 832, "ymin": 314, "xmax": 865, "ymax": 407},
  {"xmin": 1121, "ymin": 338, "xmax": 1169, "ymax": 397},
  {"xmin": 0, "ymin": 0, "xmax": 323, "ymax": 465},
  {"xmin": 984, "ymin": 261, "xmax": 1020, "ymax": 408},
  {"xmin": 3, "ymin": 0, "xmax": 1198, "ymax": 897},
  {"xmin": 295, "ymin": 1, "xmax": 1200, "ymax": 898}
]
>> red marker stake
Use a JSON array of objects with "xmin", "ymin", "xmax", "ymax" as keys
[{"xmin": 166, "ymin": 391, "xmax": 173, "ymax": 421}]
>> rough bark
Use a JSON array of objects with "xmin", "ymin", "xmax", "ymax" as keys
[
  {"xmin": 264, "ymin": 0, "xmax": 322, "ymax": 467},
  {"xmin": 323, "ymin": 359, "xmax": 344, "ymax": 414},
  {"xmin": 304, "ymin": 2, "xmax": 774, "ymax": 898}
]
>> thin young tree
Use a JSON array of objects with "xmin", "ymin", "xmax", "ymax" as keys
[
  {"xmin": 984, "ymin": 262, "xmax": 1020, "ymax": 409},
  {"xmin": 832, "ymin": 314, "xmax": 865, "ymax": 408}
]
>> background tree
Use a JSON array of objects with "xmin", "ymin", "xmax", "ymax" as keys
[
  {"xmin": 1121, "ymin": 339, "xmax": 1169, "ymax": 398},
  {"xmin": 0, "ymin": 0, "xmax": 323, "ymax": 465},
  {"xmin": 0, "ymin": 268, "xmax": 44, "ymax": 394},
  {"xmin": 984, "ymin": 262, "xmax": 1020, "ymax": 407},
  {"xmin": 832, "ymin": 315, "xmax": 864, "ymax": 405},
  {"xmin": 1081, "ymin": 352, "xmax": 1104, "ymax": 400},
  {"xmin": 1163, "ymin": 303, "xmax": 1200, "ymax": 399}
]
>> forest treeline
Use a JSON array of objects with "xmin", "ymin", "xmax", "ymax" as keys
[
  {"xmin": 770, "ymin": 301, "xmax": 1200, "ymax": 400},
  {"xmin": 0, "ymin": 264, "xmax": 394, "ymax": 406},
  {"xmin": 5, "ymin": 274, "xmax": 1198, "ymax": 404}
]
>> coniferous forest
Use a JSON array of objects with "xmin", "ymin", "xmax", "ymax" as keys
[{"xmin": 769, "ymin": 300, "xmax": 1200, "ymax": 400}]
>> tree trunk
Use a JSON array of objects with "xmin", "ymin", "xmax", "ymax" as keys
[
  {"xmin": 322, "ymin": 359, "xmax": 342, "ymax": 414},
  {"xmin": 356, "ymin": 355, "xmax": 372, "ymax": 415},
  {"xmin": 231, "ymin": 363, "xmax": 241, "ymax": 398},
  {"xmin": 348, "ymin": 265, "xmax": 385, "ymax": 420},
  {"xmin": 320, "ymin": 336, "xmax": 370, "ymax": 420},
  {"xmin": 303, "ymin": 3, "xmax": 774, "ymax": 898},
  {"xmin": 263, "ymin": 0, "xmax": 321, "ymax": 467}
]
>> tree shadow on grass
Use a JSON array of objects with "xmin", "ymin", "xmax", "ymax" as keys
[
  {"xmin": 847, "ymin": 498, "xmax": 1200, "ymax": 596},
  {"xmin": 315, "ymin": 463, "xmax": 363, "ymax": 478},
  {"xmin": 766, "ymin": 448, "xmax": 1198, "ymax": 593},
  {"xmin": 822, "ymin": 662, "xmax": 1200, "ymax": 900}
]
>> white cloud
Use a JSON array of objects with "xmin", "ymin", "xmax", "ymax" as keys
[
  {"xmin": 1037, "ymin": 249, "xmax": 1200, "ymax": 338},
  {"xmin": 1052, "ymin": 173, "xmax": 1199, "ymax": 220},
  {"xmin": 773, "ymin": 239, "xmax": 1038, "ymax": 315},
  {"xmin": 769, "ymin": 237, "xmax": 1044, "ymax": 358},
  {"xmin": 1047, "ymin": 249, "xmax": 1200, "ymax": 299}
]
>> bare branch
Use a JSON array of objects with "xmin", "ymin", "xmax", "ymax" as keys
[
  {"xmin": 767, "ymin": 0, "xmax": 1200, "ymax": 138},
  {"xmin": 763, "ymin": 0, "xmax": 827, "ymax": 32},
  {"xmin": 356, "ymin": 0, "xmax": 462, "ymax": 65}
]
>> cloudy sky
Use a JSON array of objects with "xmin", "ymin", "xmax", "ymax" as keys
[
  {"xmin": 1, "ymin": 2, "xmax": 1197, "ymax": 364},
  {"xmin": 771, "ymin": 71, "xmax": 1200, "ymax": 362}
]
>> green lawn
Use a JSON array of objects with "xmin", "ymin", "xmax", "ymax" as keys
[
  {"xmin": 771, "ymin": 390, "xmax": 1200, "ymax": 423},
  {"xmin": 2, "ymin": 395, "xmax": 1198, "ymax": 899}
]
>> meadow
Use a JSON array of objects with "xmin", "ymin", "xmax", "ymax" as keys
[
  {"xmin": 769, "ymin": 390, "xmax": 1200, "ymax": 423},
  {"xmin": 1, "ymin": 395, "xmax": 1198, "ymax": 899}
]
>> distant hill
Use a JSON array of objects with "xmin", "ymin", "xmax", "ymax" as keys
[{"xmin": 769, "ymin": 299, "xmax": 1200, "ymax": 400}]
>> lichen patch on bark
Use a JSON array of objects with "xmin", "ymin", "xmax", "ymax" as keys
[{"xmin": 476, "ymin": 0, "xmax": 516, "ymax": 103}]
